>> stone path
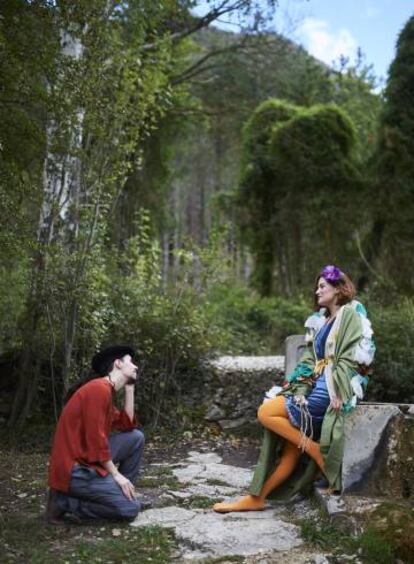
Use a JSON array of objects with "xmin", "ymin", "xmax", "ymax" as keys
[{"xmin": 131, "ymin": 450, "xmax": 331, "ymax": 562}]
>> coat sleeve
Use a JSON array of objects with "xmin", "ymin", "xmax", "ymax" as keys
[{"xmin": 332, "ymin": 307, "xmax": 363, "ymax": 403}]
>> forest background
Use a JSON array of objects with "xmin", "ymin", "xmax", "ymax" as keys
[{"xmin": 1, "ymin": 0, "xmax": 414, "ymax": 431}]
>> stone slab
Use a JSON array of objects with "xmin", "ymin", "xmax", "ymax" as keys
[
  {"xmin": 132, "ymin": 507, "xmax": 303, "ymax": 560},
  {"xmin": 186, "ymin": 451, "xmax": 223, "ymax": 464},
  {"xmin": 173, "ymin": 462, "xmax": 252, "ymax": 489},
  {"xmin": 284, "ymin": 335, "xmax": 306, "ymax": 377},
  {"xmin": 208, "ymin": 356, "xmax": 285, "ymax": 374}
]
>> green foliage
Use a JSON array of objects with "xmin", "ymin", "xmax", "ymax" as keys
[
  {"xmin": 97, "ymin": 218, "xmax": 229, "ymax": 427},
  {"xmin": 239, "ymin": 99, "xmax": 363, "ymax": 296},
  {"xmin": 358, "ymin": 528, "xmax": 395, "ymax": 564},
  {"xmin": 370, "ymin": 15, "xmax": 414, "ymax": 293},
  {"xmin": 298, "ymin": 514, "xmax": 398, "ymax": 563},
  {"xmin": 365, "ymin": 297, "xmax": 414, "ymax": 403},
  {"xmin": 204, "ymin": 284, "xmax": 310, "ymax": 354},
  {"xmin": 242, "ymin": 99, "xmax": 299, "ymax": 165}
]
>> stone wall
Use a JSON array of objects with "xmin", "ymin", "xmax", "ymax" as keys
[{"xmin": 203, "ymin": 355, "xmax": 285, "ymax": 430}]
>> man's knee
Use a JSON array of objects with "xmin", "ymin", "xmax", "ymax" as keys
[
  {"xmin": 116, "ymin": 499, "xmax": 140, "ymax": 521},
  {"xmin": 130, "ymin": 428, "xmax": 145, "ymax": 450}
]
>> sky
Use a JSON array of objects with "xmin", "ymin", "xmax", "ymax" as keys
[{"xmin": 193, "ymin": 1, "xmax": 414, "ymax": 85}]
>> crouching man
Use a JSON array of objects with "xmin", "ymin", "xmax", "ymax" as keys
[{"xmin": 46, "ymin": 345, "xmax": 145, "ymax": 524}]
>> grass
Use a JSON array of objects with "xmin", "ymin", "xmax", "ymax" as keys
[
  {"xmin": 202, "ymin": 557, "xmax": 244, "ymax": 563},
  {"xmin": 0, "ymin": 433, "xmax": 178, "ymax": 563},
  {"xmin": 138, "ymin": 476, "xmax": 181, "ymax": 490},
  {"xmin": 0, "ymin": 515, "xmax": 175, "ymax": 563},
  {"xmin": 185, "ymin": 495, "xmax": 223, "ymax": 509},
  {"xmin": 205, "ymin": 478, "xmax": 231, "ymax": 487},
  {"xmin": 297, "ymin": 512, "xmax": 398, "ymax": 563}
]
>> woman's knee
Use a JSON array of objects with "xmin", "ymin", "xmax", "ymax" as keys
[{"xmin": 257, "ymin": 395, "xmax": 286, "ymax": 423}]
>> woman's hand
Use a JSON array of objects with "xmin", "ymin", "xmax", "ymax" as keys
[{"xmin": 330, "ymin": 397, "xmax": 343, "ymax": 412}]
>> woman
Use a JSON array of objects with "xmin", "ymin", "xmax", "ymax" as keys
[{"xmin": 213, "ymin": 265, "xmax": 375, "ymax": 512}]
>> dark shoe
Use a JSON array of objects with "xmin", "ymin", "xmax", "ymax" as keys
[
  {"xmin": 46, "ymin": 488, "xmax": 66, "ymax": 525},
  {"xmin": 314, "ymin": 477, "xmax": 341, "ymax": 495},
  {"xmin": 139, "ymin": 498, "xmax": 153, "ymax": 511},
  {"xmin": 314, "ymin": 476, "xmax": 329, "ymax": 489}
]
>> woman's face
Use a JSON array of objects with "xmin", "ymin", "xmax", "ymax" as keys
[{"xmin": 315, "ymin": 277, "xmax": 339, "ymax": 310}]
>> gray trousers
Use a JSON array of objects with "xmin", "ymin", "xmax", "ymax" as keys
[{"xmin": 56, "ymin": 429, "xmax": 145, "ymax": 522}]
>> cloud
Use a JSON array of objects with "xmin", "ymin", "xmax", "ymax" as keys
[
  {"xmin": 365, "ymin": 3, "xmax": 381, "ymax": 19},
  {"xmin": 298, "ymin": 18, "xmax": 358, "ymax": 65}
]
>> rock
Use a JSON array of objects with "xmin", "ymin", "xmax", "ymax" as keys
[
  {"xmin": 219, "ymin": 416, "xmax": 253, "ymax": 430},
  {"xmin": 205, "ymin": 404, "xmax": 226, "ymax": 421},
  {"xmin": 342, "ymin": 404, "xmax": 414, "ymax": 499},
  {"xmin": 309, "ymin": 555, "xmax": 330, "ymax": 564},
  {"xmin": 202, "ymin": 356, "xmax": 284, "ymax": 430},
  {"xmin": 173, "ymin": 462, "xmax": 252, "ymax": 489},
  {"xmin": 208, "ymin": 356, "xmax": 285, "ymax": 375},
  {"xmin": 342, "ymin": 404, "xmax": 400, "ymax": 492},
  {"xmin": 131, "ymin": 507, "xmax": 303, "ymax": 560},
  {"xmin": 186, "ymin": 451, "xmax": 223, "ymax": 464},
  {"xmin": 185, "ymin": 483, "xmax": 239, "ymax": 498},
  {"xmin": 167, "ymin": 490, "xmax": 192, "ymax": 499},
  {"xmin": 366, "ymin": 501, "xmax": 414, "ymax": 562}
]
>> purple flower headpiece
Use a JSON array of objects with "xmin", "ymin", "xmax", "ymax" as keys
[{"xmin": 321, "ymin": 265, "xmax": 343, "ymax": 283}]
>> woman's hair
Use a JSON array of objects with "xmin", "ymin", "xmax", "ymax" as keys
[{"xmin": 314, "ymin": 266, "xmax": 356, "ymax": 310}]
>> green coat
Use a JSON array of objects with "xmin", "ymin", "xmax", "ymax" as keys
[{"xmin": 248, "ymin": 303, "xmax": 367, "ymax": 497}]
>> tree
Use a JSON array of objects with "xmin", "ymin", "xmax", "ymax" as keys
[
  {"xmin": 0, "ymin": 0, "xmax": 282, "ymax": 426},
  {"xmin": 3, "ymin": 0, "xmax": 177, "ymax": 426},
  {"xmin": 238, "ymin": 100, "xmax": 362, "ymax": 295},
  {"xmin": 369, "ymin": 15, "xmax": 414, "ymax": 293}
]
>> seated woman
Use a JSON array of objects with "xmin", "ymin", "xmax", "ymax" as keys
[{"xmin": 213, "ymin": 265, "xmax": 375, "ymax": 512}]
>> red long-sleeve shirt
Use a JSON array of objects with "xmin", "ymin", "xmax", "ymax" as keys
[{"xmin": 48, "ymin": 378, "xmax": 136, "ymax": 492}]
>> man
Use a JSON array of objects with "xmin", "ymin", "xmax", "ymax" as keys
[{"xmin": 46, "ymin": 345, "xmax": 145, "ymax": 524}]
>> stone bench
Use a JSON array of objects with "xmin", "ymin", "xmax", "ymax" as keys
[{"xmin": 202, "ymin": 335, "xmax": 414, "ymax": 501}]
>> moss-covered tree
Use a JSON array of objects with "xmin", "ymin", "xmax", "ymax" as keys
[{"xmin": 238, "ymin": 100, "xmax": 362, "ymax": 295}]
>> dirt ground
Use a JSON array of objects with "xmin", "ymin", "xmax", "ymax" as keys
[{"xmin": 0, "ymin": 425, "xmax": 260, "ymax": 563}]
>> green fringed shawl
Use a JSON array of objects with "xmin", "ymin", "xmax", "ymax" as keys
[{"xmin": 248, "ymin": 304, "xmax": 364, "ymax": 497}]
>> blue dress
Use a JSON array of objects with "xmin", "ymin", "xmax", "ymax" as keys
[{"xmin": 285, "ymin": 319, "xmax": 333, "ymax": 439}]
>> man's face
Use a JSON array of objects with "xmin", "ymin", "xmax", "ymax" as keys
[{"xmin": 119, "ymin": 355, "xmax": 138, "ymax": 384}]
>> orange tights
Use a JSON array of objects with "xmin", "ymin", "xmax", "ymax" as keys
[{"xmin": 213, "ymin": 396, "xmax": 324, "ymax": 513}]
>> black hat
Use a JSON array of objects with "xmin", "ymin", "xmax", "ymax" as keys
[{"xmin": 91, "ymin": 345, "xmax": 135, "ymax": 375}]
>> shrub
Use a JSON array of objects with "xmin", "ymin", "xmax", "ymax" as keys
[{"xmin": 365, "ymin": 298, "xmax": 414, "ymax": 403}]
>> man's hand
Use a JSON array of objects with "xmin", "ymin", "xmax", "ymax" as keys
[
  {"xmin": 330, "ymin": 397, "xmax": 343, "ymax": 412},
  {"xmin": 103, "ymin": 460, "xmax": 137, "ymax": 500},
  {"xmin": 113, "ymin": 472, "xmax": 136, "ymax": 501}
]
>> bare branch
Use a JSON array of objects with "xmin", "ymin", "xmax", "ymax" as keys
[
  {"xmin": 170, "ymin": 39, "xmax": 248, "ymax": 85},
  {"xmin": 141, "ymin": 0, "xmax": 251, "ymax": 51}
]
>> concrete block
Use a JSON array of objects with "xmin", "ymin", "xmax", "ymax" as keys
[{"xmin": 285, "ymin": 335, "xmax": 306, "ymax": 376}]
